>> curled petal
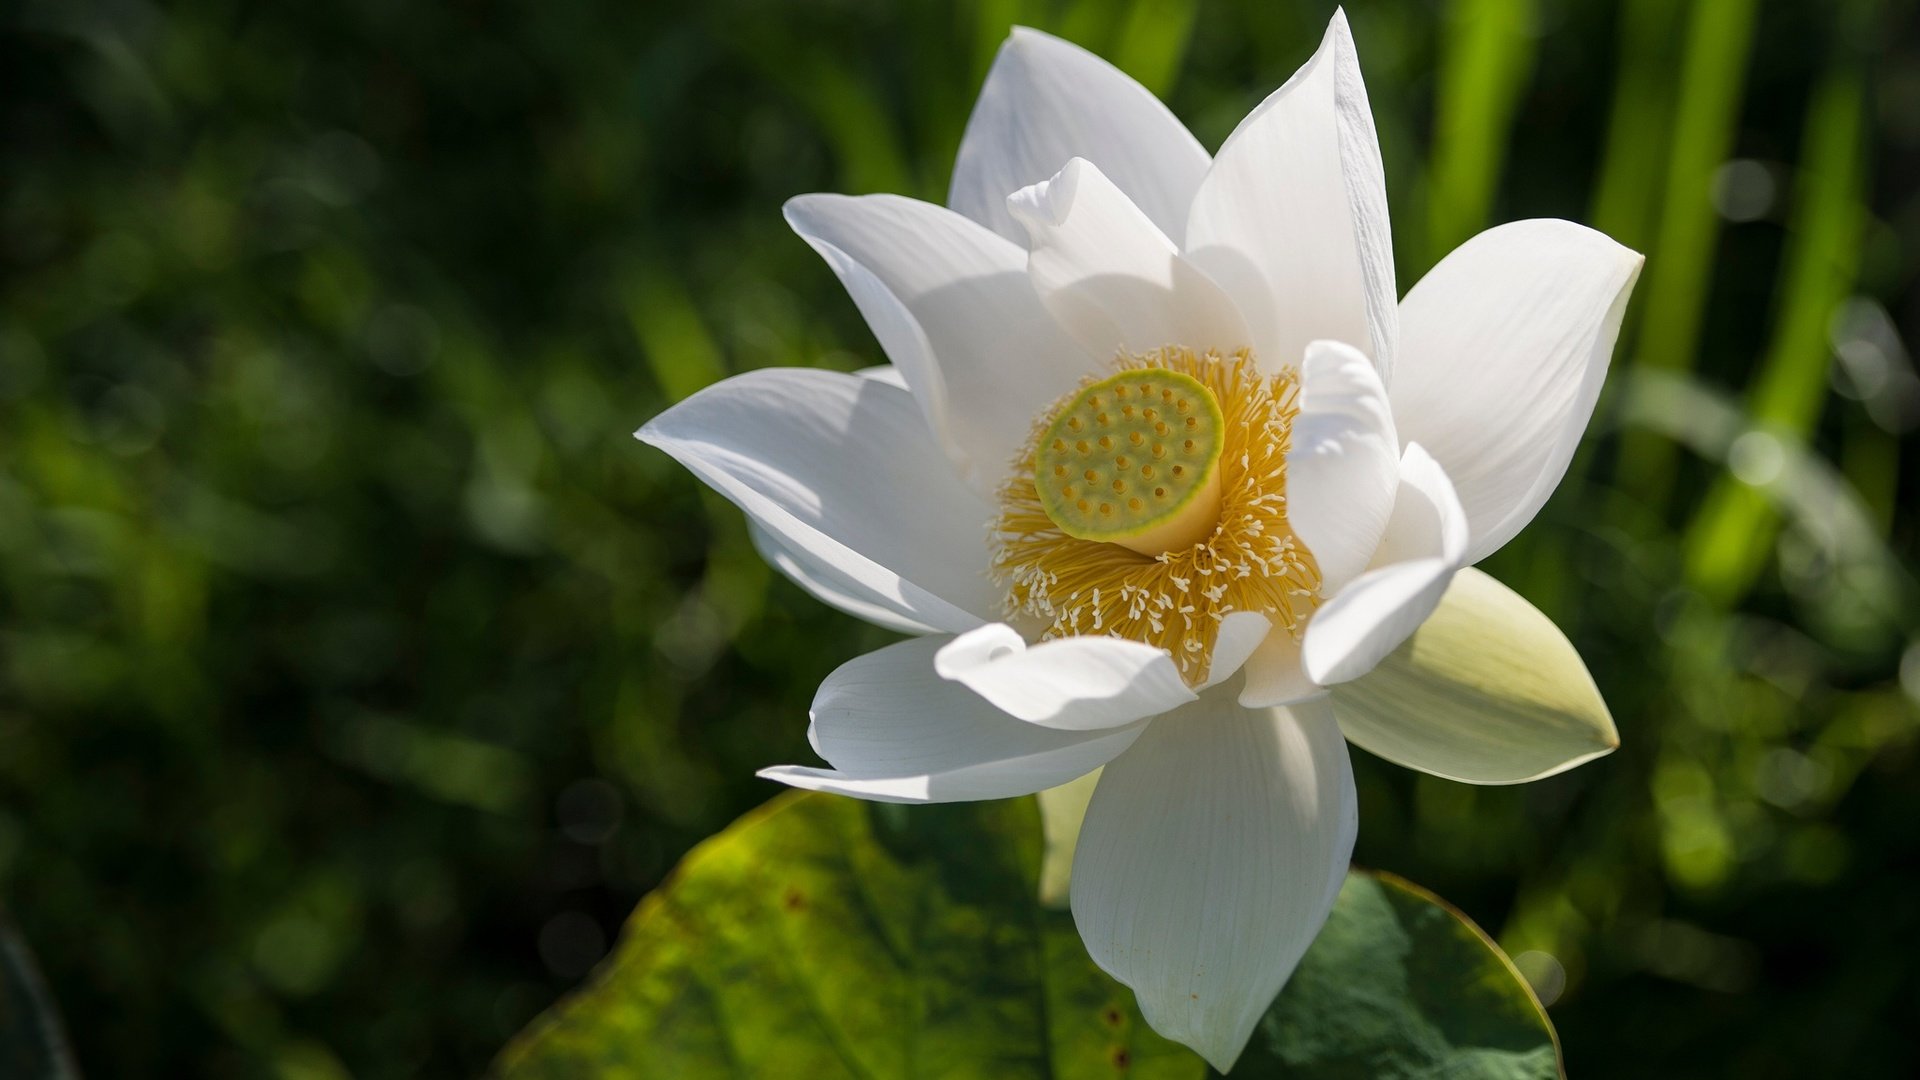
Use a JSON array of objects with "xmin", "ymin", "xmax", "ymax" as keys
[
  {"xmin": 1302, "ymin": 442, "xmax": 1469, "ymax": 685},
  {"xmin": 760, "ymin": 636, "xmax": 1146, "ymax": 804},
  {"xmin": 935, "ymin": 624, "xmax": 1196, "ymax": 730},
  {"xmin": 1286, "ymin": 339, "xmax": 1401, "ymax": 593}
]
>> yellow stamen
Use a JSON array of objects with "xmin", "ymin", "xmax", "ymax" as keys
[{"xmin": 992, "ymin": 347, "xmax": 1321, "ymax": 685}]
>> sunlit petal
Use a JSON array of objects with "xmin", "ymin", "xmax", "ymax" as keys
[
  {"xmin": 639, "ymin": 368, "xmax": 999, "ymax": 633},
  {"xmin": 1286, "ymin": 339, "xmax": 1401, "ymax": 593},
  {"xmin": 1185, "ymin": 11, "xmax": 1396, "ymax": 378},
  {"xmin": 759, "ymin": 636, "xmax": 1147, "ymax": 803},
  {"xmin": 785, "ymin": 193, "xmax": 1094, "ymax": 492},
  {"xmin": 1009, "ymin": 157, "xmax": 1251, "ymax": 358},
  {"xmin": 935, "ymin": 623, "xmax": 1197, "ymax": 730},
  {"xmin": 1392, "ymin": 219, "xmax": 1643, "ymax": 562},
  {"xmin": 1071, "ymin": 694, "xmax": 1356, "ymax": 1072},
  {"xmin": 1302, "ymin": 442, "xmax": 1469, "ymax": 685},
  {"xmin": 952, "ymin": 27, "xmax": 1210, "ymax": 245}
]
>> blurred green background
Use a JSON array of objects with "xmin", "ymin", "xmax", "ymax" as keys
[{"xmin": 2, "ymin": 0, "xmax": 1916, "ymax": 1075}]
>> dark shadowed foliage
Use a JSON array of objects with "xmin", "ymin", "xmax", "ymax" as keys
[{"xmin": 0, "ymin": 0, "xmax": 1915, "ymax": 1076}]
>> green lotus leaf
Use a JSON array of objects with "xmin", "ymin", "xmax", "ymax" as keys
[{"xmin": 498, "ymin": 792, "xmax": 1558, "ymax": 1079}]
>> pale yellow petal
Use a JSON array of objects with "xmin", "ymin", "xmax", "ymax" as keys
[{"xmin": 1330, "ymin": 567, "xmax": 1619, "ymax": 785}]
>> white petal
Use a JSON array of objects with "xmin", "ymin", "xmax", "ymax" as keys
[
  {"xmin": 1392, "ymin": 218, "xmax": 1644, "ymax": 562},
  {"xmin": 1301, "ymin": 442, "xmax": 1468, "ymax": 685},
  {"xmin": 1199, "ymin": 611, "xmax": 1274, "ymax": 691},
  {"xmin": 1331, "ymin": 567, "xmax": 1619, "ymax": 784},
  {"xmin": 854, "ymin": 363, "xmax": 908, "ymax": 389},
  {"xmin": 951, "ymin": 27, "xmax": 1210, "ymax": 245},
  {"xmin": 746, "ymin": 520, "xmax": 933, "ymax": 635},
  {"xmin": 639, "ymin": 368, "xmax": 998, "ymax": 634},
  {"xmin": 1008, "ymin": 158, "xmax": 1251, "ymax": 357},
  {"xmin": 1185, "ymin": 11, "xmax": 1396, "ymax": 378},
  {"xmin": 935, "ymin": 624, "xmax": 1196, "ymax": 730},
  {"xmin": 785, "ymin": 194, "xmax": 1094, "ymax": 492},
  {"xmin": 1238, "ymin": 629, "xmax": 1325, "ymax": 708},
  {"xmin": 1071, "ymin": 694, "xmax": 1357, "ymax": 1072},
  {"xmin": 759, "ymin": 636, "xmax": 1145, "ymax": 804},
  {"xmin": 1285, "ymin": 340, "xmax": 1400, "ymax": 593}
]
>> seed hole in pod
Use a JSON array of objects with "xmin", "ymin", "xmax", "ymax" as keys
[
  {"xmin": 1052, "ymin": 439, "xmax": 1067, "ymax": 452},
  {"xmin": 1114, "ymin": 385, "xmax": 1129, "ymax": 399},
  {"xmin": 1053, "ymin": 465, "xmax": 1068, "ymax": 478},
  {"xmin": 1076, "ymin": 498, "xmax": 1090, "ymax": 512},
  {"xmin": 1062, "ymin": 484, "xmax": 1076, "ymax": 497},
  {"xmin": 1098, "ymin": 435, "xmax": 1113, "ymax": 449},
  {"xmin": 1154, "ymin": 487, "xmax": 1167, "ymax": 497},
  {"xmin": 1084, "ymin": 469, "xmax": 1099, "ymax": 483},
  {"xmin": 1114, "ymin": 456, "xmax": 1130, "ymax": 469},
  {"xmin": 1099, "ymin": 503, "xmax": 1112, "ymax": 514},
  {"xmin": 1088, "ymin": 395, "xmax": 1102, "ymax": 408},
  {"xmin": 1172, "ymin": 465, "xmax": 1185, "ymax": 477},
  {"xmin": 1067, "ymin": 417, "xmax": 1082, "ymax": 432},
  {"xmin": 1127, "ymin": 497, "xmax": 1143, "ymax": 511},
  {"xmin": 1176, "ymin": 398, "xmax": 1191, "ymax": 413},
  {"xmin": 1185, "ymin": 416, "xmax": 1199, "ymax": 429},
  {"xmin": 1183, "ymin": 439, "xmax": 1196, "ymax": 453},
  {"xmin": 1129, "ymin": 430, "xmax": 1144, "ymax": 445},
  {"xmin": 1122, "ymin": 405, "xmax": 1135, "ymax": 417},
  {"xmin": 1154, "ymin": 421, "xmax": 1169, "ymax": 436},
  {"xmin": 1140, "ymin": 465, "xmax": 1155, "ymax": 479},
  {"xmin": 1152, "ymin": 444, "xmax": 1166, "ymax": 458},
  {"xmin": 1076, "ymin": 440, "xmax": 1090, "ymax": 453},
  {"xmin": 1096, "ymin": 413, "xmax": 1110, "ymax": 426},
  {"xmin": 1144, "ymin": 407, "xmax": 1158, "ymax": 421},
  {"xmin": 1110, "ymin": 479, "xmax": 1126, "ymax": 493}
]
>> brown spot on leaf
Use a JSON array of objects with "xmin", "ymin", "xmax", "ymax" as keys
[
  {"xmin": 1101, "ymin": 1007, "xmax": 1123, "ymax": 1028},
  {"xmin": 1111, "ymin": 1048, "xmax": 1131, "ymax": 1069},
  {"xmin": 782, "ymin": 887, "xmax": 805, "ymax": 912}
]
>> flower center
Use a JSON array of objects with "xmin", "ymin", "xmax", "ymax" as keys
[
  {"xmin": 992, "ymin": 347, "xmax": 1321, "ymax": 685},
  {"xmin": 1031, "ymin": 369, "xmax": 1225, "ymax": 556}
]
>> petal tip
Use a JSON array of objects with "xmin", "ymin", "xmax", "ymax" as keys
[
  {"xmin": 1005, "ymin": 158, "xmax": 1087, "ymax": 234},
  {"xmin": 634, "ymin": 415, "xmax": 672, "ymax": 446},
  {"xmin": 1598, "ymin": 715, "xmax": 1623, "ymax": 752},
  {"xmin": 778, "ymin": 192, "xmax": 825, "ymax": 229},
  {"xmin": 1196, "ymin": 1039, "xmax": 1251, "ymax": 1075}
]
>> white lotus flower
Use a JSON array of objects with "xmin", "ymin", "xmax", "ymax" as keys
[{"xmin": 640, "ymin": 10, "xmax": 1640, "ymax": 1071}]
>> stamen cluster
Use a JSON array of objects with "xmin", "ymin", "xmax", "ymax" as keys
[{"xmin": 991, "ymin": 347, "xmax": 1321, "ymax": 683}]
